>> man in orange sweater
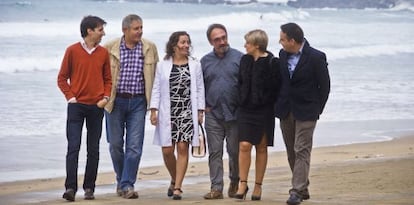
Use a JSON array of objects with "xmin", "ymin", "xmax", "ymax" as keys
[{"xmin": 57, "ymin": 15, "xmax": 112, "ymax": 202}]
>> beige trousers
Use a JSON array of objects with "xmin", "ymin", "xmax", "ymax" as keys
[{"xmin": 280, "ymin": 112, "xmax": 316, "ymax": 196}]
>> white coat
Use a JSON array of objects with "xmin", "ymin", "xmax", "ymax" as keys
[{"xmin": 150, "ymin": 57, "xmax": 205, "ymax": 147}]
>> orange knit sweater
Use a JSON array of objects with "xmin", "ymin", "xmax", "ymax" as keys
[{"xmin": 57, "ymin": 42, "xmax": 112, "ymax": 105}]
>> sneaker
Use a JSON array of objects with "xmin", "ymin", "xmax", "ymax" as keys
[
  {"xmin": 123, "ymin": 187, "xmax": 139, "ymax": 199},
  {"xmin": 227, "ymin": 182, "xmax": 238, "ymax": 198},
  {"xmin": 203, "ymin": 190, "xmax": 223, "ymax": 199},
  {"xmin": 62, "ymin": 188, "xmax": 76, "ymax": 202},
  {"xmin": 84, "ymin": 188, "xmax": 95, "ymax": 200},
  {"xmin": 116, "ymin": 187, "xmax": 123, "ymax": 196}
]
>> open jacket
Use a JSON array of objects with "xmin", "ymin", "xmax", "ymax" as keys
[
  {"xmin": 150, "ymin": 57, "xmax": 205, "ymax": 147},
  {"xmin": 103, "ymin": 37, "xmax": 159, "ymax": 112},
  {"xmin": 275, "ymin": 40, "xmax": 330, "ymax": 121}
]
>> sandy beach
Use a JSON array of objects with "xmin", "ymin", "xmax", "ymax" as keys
[{"xmin": 1, "ymin": 134, "xmax": 413, "ymax": 205}]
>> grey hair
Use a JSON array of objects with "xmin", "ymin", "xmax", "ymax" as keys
[{"xmin": 122, "ymin": 14, "xmax": 142, "ymax": 29}]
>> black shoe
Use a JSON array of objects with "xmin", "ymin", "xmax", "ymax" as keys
[
  {"xmin": 227, "ymin": 182, "xmax": 238, "ymax": 198},
  {"xmin": 167, "ymin": 181, "xmax": 175, "ymax": 197},
  {"xmin": 286, "ymin": 193, "xmax": 303, "ymax": 205},
  {"xmin": 234, "ymin": 180, "xmax": 249, "ymax": 200},
  {"xmin": 84, "ymin": 188, "xmax": 95, "ymax": 200},
  {"xmin": 251, "ymin": 182, "xmax": 262, "ymax": 201},
  {"xmin": 62, "ymin": 188, "xmax": 76, "ymax": 202},
  {"xmin": 172, "ymin": 188, "xmax": 183, "ymax": 200},
  {"xmin": 301, "ymin": 188, "xmax": 310, "ymax": 200}
]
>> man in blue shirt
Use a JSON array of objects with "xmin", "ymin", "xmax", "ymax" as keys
[
  {"xmin": 275, "ymin": 22, "xmax": 330, "ymax": 205},
  {"xmin": 201, "ymin": 23, "xmax": 243, "ymax": 200}
]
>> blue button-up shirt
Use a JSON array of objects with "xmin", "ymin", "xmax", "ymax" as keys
[
  {"xmin": 287, "ymin": 41, "xmax": 305, "ymax": 78},
  {"xmin": 201, "ymin": 47, "xmax": 243, "ymax": 121}
]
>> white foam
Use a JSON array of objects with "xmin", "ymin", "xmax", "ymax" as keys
[
  {"xmin": 324, "ymin": 43, "xmax": 414, "ymax": 61},
  {"xmin": 389, "ymin": 0, "xmax": 414, "ymax": 12},
  {"xmin": 0, "ymin": 56, "xmax": 60, "ymax": 73}
]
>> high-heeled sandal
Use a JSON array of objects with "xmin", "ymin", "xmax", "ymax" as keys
[
  {"xmin": 251, "ymin": 182, "xmax": 262, "ymax": 201},
  {"xmin": 167, "ymin": 181, "xmax": 175, "ymax": 197},
  {"xmin": 234, "ymin": 180, "xmax": 249, "ymax": 200},
  {"xmin": 172, "ymin": 188, "xmax": 183, "ymax": 200}
]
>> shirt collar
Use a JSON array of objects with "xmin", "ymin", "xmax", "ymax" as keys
[
  {"xmin": 80, "ymin": 39, "xmax": 97, "ymax": 55},
  {"xmin": 121, "ymin": 36, "xmax": 142, "ymax": 50}
]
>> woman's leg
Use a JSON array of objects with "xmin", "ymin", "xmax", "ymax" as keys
[
  {"xmin": 174, "ymin": 142, "xmax": 189, "ymax": 195},
  {"xmin": 162, "ymin": 146, "xmax": 176, "ymax": 196},
  {"xmin": 253, "ymin": 135, "xmax": 268, "ymax": 197},
  {"xmin": 236, "ymin": 141, "xmax": 252, "ymax": 195}
]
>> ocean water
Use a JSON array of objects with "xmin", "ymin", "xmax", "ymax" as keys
[{"xmin": 0, "ymin": 0, "xmax": 414, "ymax": 183}]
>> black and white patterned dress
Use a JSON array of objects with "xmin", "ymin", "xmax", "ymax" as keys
[{"xmin": 169, "ymin": 63, "xmax": 193, "ymax": 142}]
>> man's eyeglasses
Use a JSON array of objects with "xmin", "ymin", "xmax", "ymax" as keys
[{"xmin": 212, "ymin": 35, "xmax": 227, "ymax": 43}]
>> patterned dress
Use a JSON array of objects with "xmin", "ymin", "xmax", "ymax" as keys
[{"xmin": 169, "ymin": 63, "xmax": 193, "ymax": 142}]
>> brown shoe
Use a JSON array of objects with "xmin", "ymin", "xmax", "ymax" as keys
[
  {"xmin": 116, "ymin": 187, "xmax": 123, "ymax": 196},
  {"xmin": 123, "ymin": 187, "xmax": 139, "ymax": 199},
  {"xmin": 203, "ymin": 190, "xmax": 223, "ymax": 199},
  {"xmin": 228, "ymin": 182, "xmax": 238, "ymax": 198}
]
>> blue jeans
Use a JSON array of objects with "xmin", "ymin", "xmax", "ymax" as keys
[
  {"xmin": 105, "ymin": 96, "xmax": 146, "ymax": 190},
  {"xmin": 65, "ymin": 103, "xmax": 103, "ymax": 192}
]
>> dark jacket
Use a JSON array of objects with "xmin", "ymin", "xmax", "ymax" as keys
[
  {"xmin": 274, "ymin": 40, "xmax": 330, "ymax": 121},
  {"xmin": 238, "ymin": 52, "xmax": 280, "ymax": 109}
]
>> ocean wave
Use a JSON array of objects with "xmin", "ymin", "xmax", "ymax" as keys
[
  {"xmin": 324, "ymin": 44, "xmax": 414, "ymax": 61},
  {"xmin": 0, "ymin": 56, "xmax": 61, "ymax": 73},
  {"xmin": 0, "ymin": 1, "xmax": 32, "ymax": 7},
  {"xmin": 0, "ymin": 10, "xmax": 308, "ymax": 37},
  {"xmin": 391, "ymin": 0, "xmax": 414, "ymax": 11},
  {"xmin": 1, "ymin": 44, "xmax": 412, "ymax": 74}
]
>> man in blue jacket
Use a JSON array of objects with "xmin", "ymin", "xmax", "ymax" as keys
[{"xmin": 275, "ymin": 22, "xmax": 330, "ymax": 205}]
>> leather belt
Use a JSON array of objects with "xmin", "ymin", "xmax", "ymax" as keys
[{"xmin": 117, "ymin": 93, "xmax": 144, "ymax": 98}]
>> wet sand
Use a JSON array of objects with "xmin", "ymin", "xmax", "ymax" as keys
[{"xmin": 1, "ymin": 135, "xmax": 413, "ymax": 205}]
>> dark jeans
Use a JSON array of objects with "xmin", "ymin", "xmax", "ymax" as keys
[{"xmin": 65, "ymin": 103, "xmax": 103, "ymax": 192}]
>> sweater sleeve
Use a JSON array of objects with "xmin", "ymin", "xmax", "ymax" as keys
[{"xmin": 57, "ymin": 47, "xmax": 74, "ymax": 100}]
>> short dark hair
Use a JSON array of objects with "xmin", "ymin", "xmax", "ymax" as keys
[
  {"xmin": 206, "ymin": 23, "xmax": 227, "ymax": 42},
  {"xmin": 280, "ymin": 22, "xmax": 304, "ymax": 44},
  {"xmin": 165, "ymin": 31, "xmax": 192, "ymax": 60},
  {"xmin": 80, "ymin": 15, "xmax": 106, "ymax": 38}
]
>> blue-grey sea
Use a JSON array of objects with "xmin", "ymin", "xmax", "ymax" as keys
[{"xmin": 0, "ymin": 0, "xmax": 414, "ymax": 183}]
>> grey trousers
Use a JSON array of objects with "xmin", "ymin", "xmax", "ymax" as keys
[
  {"xmin": 280, "ymin": 112, "xmax": 316, "ymax": 196},
  {"xmin": 205, "ymin": 112, "xmax": 239, "ymax": 192}
]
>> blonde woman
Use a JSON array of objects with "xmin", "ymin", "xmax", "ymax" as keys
[{"xmin": 235, "ymin": 29, "xmax": 280, "ymax": 201}]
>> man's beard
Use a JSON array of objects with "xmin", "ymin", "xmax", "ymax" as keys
[{"xmin": 216, "ymin": 44, "xmax": 229, "ymax": 54}]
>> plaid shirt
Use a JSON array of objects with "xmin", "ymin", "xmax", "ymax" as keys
[{"xmin": 117, "ymin": 38, "xmax": 144, "ymax": 94}]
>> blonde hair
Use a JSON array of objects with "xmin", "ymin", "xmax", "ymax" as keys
[{"xmin": 244, "ymin": 29, "xmax": 268, "ymax": 52}]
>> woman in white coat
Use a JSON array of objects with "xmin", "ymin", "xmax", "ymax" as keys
[{"xmin": 150, "ymin": 31, "xmax": 205, "ymax": 200}]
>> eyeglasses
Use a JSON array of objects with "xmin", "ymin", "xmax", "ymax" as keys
[{"xmin": 212, "ymin": 35, "xmax": 227, "ymax": 43}]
